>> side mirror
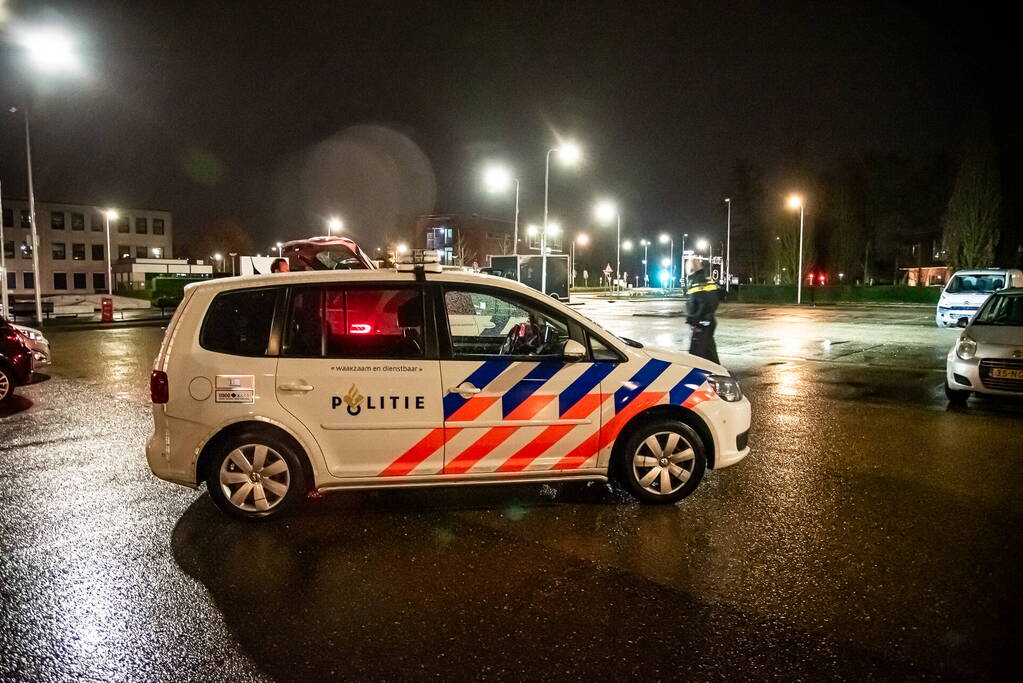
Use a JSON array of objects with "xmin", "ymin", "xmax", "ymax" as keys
[
  {"xmin": 956, "ymin": 317, "xmax": 969, "ymax": 328},
  {"xmin": 562, "ymin": 339, "xmax": 586, "ymax": 362}
]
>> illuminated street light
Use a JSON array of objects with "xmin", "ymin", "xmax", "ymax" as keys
[
  {"xmin": 542, "ymin": 140, "xmax": 583, "ymax": 294},
  {"xmin": 576, "ymin": 233, "xmax": 590, "ymax": 246},
  {"xmin": 395, "ymin": 243, "xmax": 409, "ymax": 255},
  {"xmin": 724, "ymin": 198, "xmax": 732, "ymax": 292},
  {"xmin": 526, "ymin": 224, "xmax": 539, "ymax": 237},
  {"xmin": 639, "ymin": 239, "xmax": 650, "ymax": 286},
  {"xmin": 571, "ymin": 233, "xmax": 590, "ymax": 289},
  {"xmin": 275, "ymin": 241, "xmax": 283, "ymax": 257},
  {"xmin": 103, "ymin": 209, "xmax": 119, "ymax": 295},
  {"xmin": 327, "ymin": 216, "xmax": 343, "ymax": 237},
  {"xmin": 482, "ymin": 164, "xmax": 520, "ymax": 254},
  {"xmin": 594, "ymin": 199, "xmax": 622, "ymax": 280},
  {"xmin": 547, "ymin": 221, "xmax": 561, "ymax": 236},
  {"xmin": 659, "ymin": 234, "xmax": 674, "ymax": 288},
  {"xmin": 787, "ymin": 194, "xmax": 806, "ymax": 304},
  {"xmin": 212, "ymin": 252, "xmax": 223, "ymax": 273},
  {"xmin": 622, "ymin": 239, "xmax": 633, "ymax": 251}
]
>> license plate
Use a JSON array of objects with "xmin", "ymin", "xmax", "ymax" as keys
[{"xmin": 991, "ymin": 368, "xmax": 1023, "ymax": 380}]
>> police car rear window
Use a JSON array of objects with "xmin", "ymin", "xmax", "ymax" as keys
[{"xmin": 200, "ymin": 288, "xmax": 280, "ymax": 356}]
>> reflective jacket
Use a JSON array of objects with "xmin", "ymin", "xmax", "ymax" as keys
[{"xmin": 686, "ymin": 269, "xmax": 719, "ymax": 326}]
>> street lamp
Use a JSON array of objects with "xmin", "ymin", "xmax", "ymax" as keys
[
  {"xmin": 787, "ymin": 194, "xmax": 805, "ymax": 304},
  {"xmin": 542, "ymin": 140, "xmax": 582, "ymax": 294},
  {"xmin": 594, "ymin": 199, "xmax": 621, "ymax": 281},
  {"xmin": 11, "ymin": 25, "xmax": 83, "ymax": 324},
  {"xmin": 724, "ymin": 198, "xmax": 732, "ymax": 292},
  {"xmin": 212, "ymin": 252, "xmax": 222, "ymax": 273},
  {"xmin": 103, "ymin": 209, "xmax": 118, "ymax": 295},
  {"xmin": 275, "ymin": 242, "xmax": 283, "ymax": 257},
  {"xmin": 327, "ymin": 216, "xmax": 343, "ymax": 238},
  {"xmin": 0, "ymin": 180, "xmax": 8, "ymax": 316},
  {"xmin": 639, "ymin": 239, "xmax": 650, "ymax": 287},
  {"xmin": 659, "ymin": 234, "xmax": 673, "ymax": 288},
  {"xmin": 483, "ymin": 164, "xmax": 520, "ymax": 254},
  {"xmin": 571, "ymin": 233, "xmax": 589, "ymax": 289},
  {"xmin": 395, "ymin": 243, "xmax": 409, "ymax": 255}
]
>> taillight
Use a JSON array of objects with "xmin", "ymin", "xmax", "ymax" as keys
[{"xmin": 151, "ymin": 370, "xmax": 169, "ymax": 404}]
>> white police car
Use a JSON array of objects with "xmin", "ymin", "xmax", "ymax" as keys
[{"xmin": 146, "ymin": 252, "xmax": 751, "ymax": 519}]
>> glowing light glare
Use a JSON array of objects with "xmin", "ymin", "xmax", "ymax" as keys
[
  {"xmin": 276, "ymin": 242, "xmax": 283, "ymax": 248},
  {"xmin": 594, "ymin": 200, "xmax": 617, "ymax": 224},
  {"xmin": 556, "ymin": 141, "xmax": 582, "ymax": 165},
  {"xmin": 104, "ymin": 209, "xmax": 119, "ymax": 220},
  {"xmin": 622, "ymin": 239, "xmax": 633, "ymax": 251},
  {"xmin": 395, "ymin": 243, "xmax": 409, "ymax": 255},
  {"xmin": 526, "ymin": 225, "xmax": 539, "ymax": 237},
  {"xmin": 212, "ymin": 253, "xmax": 222, "ymax": 261},
  {"xmin": 659, "ymin": 233, "xmax": 670, "ymax": 244},
  {"xmin": 483, "ymin": 164, "xmax": 513, "ymax": 192},
  {"xmin": 787, "ymin": 194, "xmax": 804, "ymax": 209},
  {"xmin": 576, "ymin": 233, "xmax": 590, "ymax": 246},
  {"xmin": 658, "ymin": 270, "xmax": 670, "ymax": 285},
  {"xmin": 547, "ymin": 221, "xmax": 561, "ymax": 236},
  {"xmin": 696, "ymin": 238, "xmax": 709, "ymax": 251},
  {"xmin": 19, "ymin": 27, "xmax": 80, "ymax": 74},
  {"xmin": 661, "ymin": 257, "xmax": 671, "ymax": 268},
  {"xmin": 640, "ymin": 238, "xmax": 649, "ymax": 246},
  {"xmin": 327, "ymin": 216, "xmax": 343, "ymax": 233}
]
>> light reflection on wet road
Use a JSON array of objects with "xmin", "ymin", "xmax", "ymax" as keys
[{"xmin": 1, "ymin": 307, "xmax": 1020, "ymax": 680}]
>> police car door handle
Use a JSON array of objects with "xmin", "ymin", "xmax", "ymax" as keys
[
  {"xmin": 278, "ymin": 382, "xmax": 314, "ymax": 392},
  {"xmin": 447, "ymin": 383, "xmax": 481, "ymax": 396}
]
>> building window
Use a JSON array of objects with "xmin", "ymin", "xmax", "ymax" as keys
[
  {"xmin": 52, "ymin": 242, "xmax": 66, "ymax": 260},
  {"xmin": 92, "ymin": 213, "xmax": 104, "ymax": 231},
  {"xmin": 20, "ymin": 209, "xmax": 32, "ymax": 228},
  {"xmin": 21, "ymin": 242, "xmax": 32, "ymax": 259},
  {"xmin": 23, "ymin": 272, "xmax": 34, "ymax": 289},
  {"xmin": 53, "ymin": 272, "xmax": 68, "ymax": 290},
  {"xmin": 72, "ymin": 243, "xmax": 86, "ymax": 260},
  {"xmin": 3, "ymin": 240, "xmax": 13, "ymax": 259},
  {"xmin": 73, "ymin": 272, "xmax": 87, "ymax": 289},
  {"xmin": 117, "ymin": 216, "xmax": 130, "ymax": 233},
  {"xmin": 118, "ymin": 245, "xmax": 130, "ymax": 260},
  {"xmin": 92, "ymin": 244, "xmax": 104, "ymax": 261},
  {"xmin": 153, "ymin": 218, "xmax": 165, "ymax": 235},
  {"xmin": 71, "ymin": 213, "xmax": 85, "ymax": 230},
  {"xmin": 2, "ymin": 208, "xmax": 12, "ymax": 227},
  {"xmin": 6, "ymin": 271, "xmax": 15, "ymax": 290},
  {"xmin": 51, "ymin": 212, "xmax": 65, "ymax": 230},
  {"xmin": 135, "ymin": 245, "xmax": 147, "ymax": 258},
  {"xmin": 136, "ymin": 217, "xmax": 148, "ymax": 234},
  {"xmin": 93, "ymin": 273, "xmax": 106, "ymax": 291}
]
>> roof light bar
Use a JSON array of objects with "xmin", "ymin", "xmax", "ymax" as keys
[{"xmin": 395, "ymin": 249, "xmax": 443, "ymax": 273}]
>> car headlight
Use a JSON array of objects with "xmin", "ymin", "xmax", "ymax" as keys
[
  {"xmin": 955, "ymin": 334, "xmax": 977, "ymax": 360},
  {"xmin": 707, "ymin": 374, "xmax": 743, "ymax": 402}
]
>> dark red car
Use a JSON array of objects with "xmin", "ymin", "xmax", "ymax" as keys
[
  {"xmin": 280, "ymin": 236, "xmax": 376, "ymax": 271},
  {"xmin": 1, "ymin": 317, "xmax": 34, "ymax": 404}
]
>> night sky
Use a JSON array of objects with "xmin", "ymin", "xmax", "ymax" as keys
[{"xmin": 0, "ymin": 0, "xmax": 1015, "ymax": 265}]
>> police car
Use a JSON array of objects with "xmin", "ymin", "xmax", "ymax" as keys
[{"xmin": 146, "ymin": 251, "xmax": 751, "ymax": 519}]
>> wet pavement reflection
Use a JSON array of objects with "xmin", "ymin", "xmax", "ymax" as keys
[{"xmin": 1, "ymin": 312, "xmax": 1021, "ymax": 680}]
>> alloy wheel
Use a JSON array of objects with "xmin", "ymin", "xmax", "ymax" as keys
[
  {"xmin": 219, "ymin": 444, "xmax": 291, "ymax": 512},
  {"xmin": 631, "ymin": 431, "xmax": 696, "ymax": 496}
]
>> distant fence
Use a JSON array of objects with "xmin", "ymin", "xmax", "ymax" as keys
[{"xmin": 732, "ymin": 285, "xmax": 941, "ymax": 304}]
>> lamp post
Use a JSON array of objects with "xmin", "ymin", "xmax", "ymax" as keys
[
  {"xmin": 542, "ymin": 141, "xmax": 581, "ymax": 294},
  {"xmin": 327, "ymin": 216, "xmax": 343, "ymax": 238},
  {"xmin": 103, "ymin": 209, "xmax": 118, "ymax": 295},
  {"xmin": 659, "ymin": 234, "xmax": 673, "ymax": 288},
  {"xmin": 681, "ymin": 233, "xmax": 689, "ymax": 290},
  {"xmin": 0, "ymin": 180, "xmax": 7, "ymax": 317},
  {"xmin": 594, "ymin": 200, "xmax": 621, "ymax": 281},
  {"xmin": 571, "ymin": 233, "xmax": 589, "ymax": 289},
  {"xmin": 483, "ymin": 164, "xmax": 520, "ymax": 254},
  {"xmin": 639, "ymin": 239, "xmax": 650, "ymax": 287},
  {"xmin": 724, "ymin": 198, "xmax": 732, "ymax": 292},
  {"xmin": 275, "ymin": 242, "xmax": 283, "ymax": 257},
  {"xmin": 787, "ymin": 194, "xmax": 805, "ymax": 304}
]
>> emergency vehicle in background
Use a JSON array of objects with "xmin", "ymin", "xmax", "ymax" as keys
[{"xmin": 146, "ymin": 250, "xmax": 750, "ymax": 520}]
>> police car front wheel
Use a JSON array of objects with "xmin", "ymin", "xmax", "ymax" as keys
[
  {"xmin": 617, "ymin": 420, "xmax": 706, "ymax": 504},
  {"xmin": 206, "ymin": 432, "xmax": 307, "ymax": 520}
]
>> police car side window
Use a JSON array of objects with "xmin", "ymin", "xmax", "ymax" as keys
[
  {"xmin": 444, "ymin": 288, "xmax": 570, "ymax": 358},
  {"xmin": 200, "ymin": 288, "xmax": 279, "ymax": 356}
]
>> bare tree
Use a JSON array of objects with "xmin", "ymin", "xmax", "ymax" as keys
[{"xmin": 941, "ymin": 136, "xmax": 1001, "ymax": 270}]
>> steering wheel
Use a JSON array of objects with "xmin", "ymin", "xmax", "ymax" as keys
[{"xmin": 500, "ymin": 322, "xmax": 538, "ymax": 355}]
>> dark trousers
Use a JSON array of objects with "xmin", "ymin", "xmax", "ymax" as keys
[{"xmin": 689, "ymin": 321, "xmax": 719, "ymax": 364}]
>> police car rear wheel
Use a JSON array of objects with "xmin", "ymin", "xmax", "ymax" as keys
[
  {"xmin": 0, "ymin": 367, "xmax": 11, "ymax": 404},
  {"xmin": 206, "ymin": 434, "xmax": 306, "ymax": 520},
  {"xmin": 619, "ymin": 420, "xmax": 705, "ymax": 504}
]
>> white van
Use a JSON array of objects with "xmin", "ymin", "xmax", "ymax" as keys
[
  {"xmin": 146, "ymin": 256, "xmax": 751, "ymax": 520},
  {"xmin": 936, "ymin": 269, "xmax": 1023, "ymax": 327}
]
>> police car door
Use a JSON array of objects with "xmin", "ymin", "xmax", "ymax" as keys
[
  {"xmin": 275, "ymin": 283, "xmax": 444, "ymax": 478},
  {"xmin": 431, "ymin": 285, "xmax": 607, "ymax": 475}
]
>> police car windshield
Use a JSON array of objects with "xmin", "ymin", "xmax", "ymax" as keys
[
  {"xmin": 946, "ymin": 274, "xmax": 1004, "ymax": 294},
  {"xmin": 974, "ymin": 293, "xmax": 1023, "ymax": 326}
]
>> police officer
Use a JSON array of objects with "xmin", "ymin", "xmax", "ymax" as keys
[{"xmin": 685, "ymin": 258, "xmax": 720, "ymax": 363}]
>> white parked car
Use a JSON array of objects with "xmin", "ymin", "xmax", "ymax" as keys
[
  {"xmin": 146, "ymin": 254, "xmax": 751, "ymax": 519},
  {"xmin": 11, "ymin": 323, "xmax": 51, "ymax": 368},
  {"xmin": 945, "ymin": 287, "xmax": 1023, "ymax": 404},
  {"xmin": 935, "ymin": 268, "xmax": 1023, "ymax": 328}
]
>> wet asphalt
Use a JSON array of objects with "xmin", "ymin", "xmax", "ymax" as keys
[{"xmin": 1, "ymin": 304, "xmax": 1021, "ymax": 681}]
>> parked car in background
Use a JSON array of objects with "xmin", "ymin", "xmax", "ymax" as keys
[
  {"xmin": 945, "ymin": 288, "xmax": 1023, "ymax": 404},
  {"xmin": 11, "ymin": 323, "xmax": 50, "ymax": 369},
  {"xmin": 935, "ymin": 268, "xmax": 1023, "ymax": 327},
  {"xmin": 1, "ymin": 317, "xmax": 34, "ymax": 404}
]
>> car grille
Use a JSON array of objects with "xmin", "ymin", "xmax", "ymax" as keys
[{"xmin": 979, "ymin": 358, "xmax": 1023, "ymax": 392}]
